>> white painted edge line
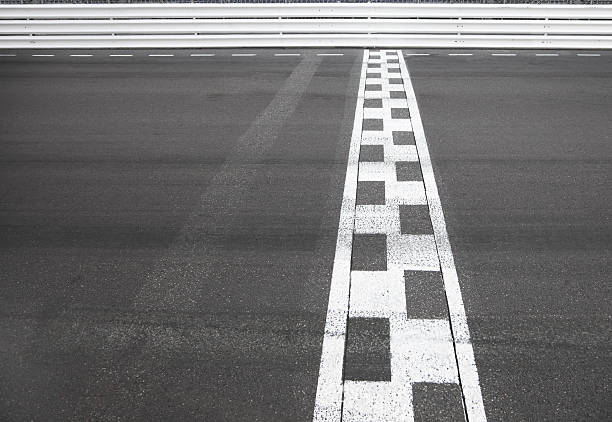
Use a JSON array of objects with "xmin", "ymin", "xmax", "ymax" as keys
[
  {"xmin": 109, "ymin": 54, "xmax": 133, "ymax": 57},
  {"xmin": 190, "ymin": 53, "xmax": 215, "ymax": 56},
  {"xmin": 312, "ymin": 50, "xmax": 366, "ymax": 422},
  {"xmin": 148, "ymin": 54, "xmax": 174, "ymax": 57},
  {"xmin": 405, "ymin": 53, "xmax": 430, "ymax": 56},
  {"xmin": 448, "ymin": 53, "xmax": 473, "ymax": 56},
  {"xmin": 231, "ymin": 53, "xmax": 256, "ymax": 56},
  {"xmin": 317, "ymin": 53, "xmax": 344, "ymax": 56},
  {"xmin": 536, "ymin": 53, "xmax": 559, "ymax": 56},
  {"xmin": 275, "ymin": 53, "xmax": 301, "ymax": 56},
  {"xmin": 69, "ymin": 54, "xmax": 93, "ymax": 57},
  {"xmin": 398, "ymin": 50, "xmax": 487, "ymax": 421},
  {"xmin": 491, "ymin": 53, "xmax": 517, "ymax": 56},
  {"xmin": 0, "ymin": 53, "xmax": 16, "ymax": 57},
  {"xmin": 31, "ymin": 54, "xmax": 54, "ymax": 57},
  {"xmin": 577, "ymin": 53, "xmax": 601, "ymax": 56}
]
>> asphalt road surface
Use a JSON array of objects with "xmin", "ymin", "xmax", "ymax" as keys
[{"xmin": 0, "ymin": 49, "xmax": 611, "ymax": 421}]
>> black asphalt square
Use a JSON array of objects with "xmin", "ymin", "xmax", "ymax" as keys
[
  {"xmin": 357, "ymin": 181, "xmax": 386, "ymax": 205},
  {"xmin": 393, "ymin": 131, "xmax": 415, "ymax": 145},
  {"xmin": 391, "ymin": 108, "xmax": 410, "ymax": 119},
  {"xmin": 413, "ymin": 383, "xmax": 464, "ymax": 422},
  {"xmin": 362, "ymin": 118, "xmax": 384, "ymax": 131},
  {"xmin": 404, "ymin": 271, "xmax": 447, "ymax": 319},
  {"xmin": 364, "ymin": 98, "xmax": 383, "ymax": 108},
  {"xmin": 395, "ymin": 161, "xmax": 423, "ymax": 181},
  {"xmin": 360, "ymin": 144, "xmax": 384, "ymax": 162},
  {"xmin": 365, "ymin": 84, "xmax": 383, "ymax": 91},
  {"xmin": 344, "ymin": 318, "xmax": 391, "ymax": 381},
  {"xmin": 399, "ymin": 205, "xmax": 432, "ymax": 234},
  {"xmin": 351, "ymin": 234, "xmax": 387, "ymax": 271}
]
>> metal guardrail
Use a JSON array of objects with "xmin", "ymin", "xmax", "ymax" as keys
[{"xmin": 1, "ymin": 3, "xmax": 612, "ymax": 48}]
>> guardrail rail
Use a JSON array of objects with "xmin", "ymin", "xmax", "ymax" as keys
[{"xmin": 1, "ymin": 3, "xmax": 611, "ymax": 48}]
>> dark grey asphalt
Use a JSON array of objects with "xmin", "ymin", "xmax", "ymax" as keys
[
  {"xmin": 0, "ymin": 49, "xmax": 360, "ymax": 421},
  {"xmin": 407, "ymin": 52, "xmax": 612, "ymax": 421},
  {"xmin": 1, "ymin": 49, "xmax": 611, "ymax": 421}
]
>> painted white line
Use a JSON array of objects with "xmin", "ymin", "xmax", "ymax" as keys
[
  {"xmin": 148, "ymin": 54, "xmax": 174, "ymax": 57},
  {"xmin": 31, "ymin": 54, "xmax": 54, "ymax": 57},
  {"xmin": 317, "ymin": 53, "xmax": 344, "ymax": 56},
  {"xmin": 190, "ymin": 53, "xmax": 215, "ymax": 57},
  {"xmin": 313, "ymin": 50, "xmax": 366, "ymax": 422},
  {"xmin": 399, "ymin": 50, "xmax": 487, "ymax": 421},
  {"xmin": 274, "ymin": 53, "xmax": 301, "ymax": 56},
  {"xmin": 448, "ymin": 53, "xmax": 473, "ymax": 56},
  {"xmin": 491, "ymin": 53, "xmax": 517, "ymax": 56},
  {"xmin": 405, "ymin": 53, "xmax": 430, "ymax": 56},
  {"xmin": 109, "ymin": 54, "xmax": 133, "ymax": 57},
  {"xmin": 536, "ymin": 53, "xmax": 559, "ymax": 56},
  {"xmin": 69, "ymin": 54, "xmax": 93, "ymax": 57},
  {"xmin": 577, "ymin": 53, "xmax": 601, "ymax": 57},
  {"xmin": 232, "ymin": 53, "xmax": 256, "ymax": 57},
  {"xmin": 0, "ymin": 54, "xmax": 16, "ymax": 57}
]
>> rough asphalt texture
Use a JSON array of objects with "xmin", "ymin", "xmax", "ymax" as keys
[
  {"xmin": 1, "ymin": 49, "xmax": 611, "ymax": 420},
  {"xmin": 408, "ymin": 52, "xmax": 612, "ymax": 421}
]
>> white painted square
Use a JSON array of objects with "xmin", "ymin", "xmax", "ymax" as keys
[
  {"xmin": 390, "ymin": 318, "xmax": 459, "ymax": 384},
  {"xmin": 349, "ymin": 270, "xmax": 406, "ymax": 318},
  {"xmin": 358, "ymin": 162, "xmax": 394, "ymax": 182},
  {"xmin": 384, "ymin": 144, "xmax": 419, "ymax": 162},
  {"xmin": 354, "ymin": 205, "xmax": 400, "ymax": 234},
  {"xmin": 387, "ymin": 233, "xmax": 439, "ymax": 271},
  {"xmin": 343, "ymin": 381, "xmax": 413, "ymax": 422},
  {"xmin": 385, "ymin": 181, "xmax": 427, "ymax": 205}
]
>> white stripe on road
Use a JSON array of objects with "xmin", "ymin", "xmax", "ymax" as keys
[
  {"xmin": 313, "ymin": 50, "xmax": 366, "ymax": 422},
  {"xmin": 405, "ymin": 53, "xmax": 430, "ymax": 56},
  {"xmin": 536, "ymin": 53, "xmax": 559, "ymax": 56},
  {"xmin": 449, "ymin": 53, "xmax": 473, "ymax": 56},
  {"xmin": 148, "ymin": 54, "xmax": 174, "ymax": 57},
  {"xmin": 31, "ymin": 54, "xmax": 54, "ymax": 57},
  {"xmin": 577, "ymin": 53, "xmax": 601, "ymax": 56},
  {"xmin": 317, "ymin": 53, "xmax": 344, "ymax": 56},
  {"xmin": 491, "ymin": 53, "xmax": 517, "ymax": 56},
  {"xmin": 109, "ymin": 54, "xmax": 133, "ymax": 57},
  {"xmin": 69, "ymin": 54, "xmax": 93, "ymax": 57},
  {"xmin": 0, "ymin": 54, "xmax": 16, "ymax": 57},
  {"xmin": 190, "ymin": 53, "xmax": 215, "ymax": 56},
  {"xmin": 400, "ymin": 50, "xmax": 487, "ymax": 421},
  {"xmin": 232, "ymin": 53, "xmax": 256, "ymax": 56},
  {"xmin": 275, "ymin": 53, "xmax": 301, "ymax": 56}
]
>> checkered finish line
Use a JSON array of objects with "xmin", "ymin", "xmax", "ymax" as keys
[{"xmin": 313, "ymin": 50, "xmax": 487, "ymax": 422}]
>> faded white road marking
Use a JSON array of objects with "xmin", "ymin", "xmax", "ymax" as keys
[
  {"xmin": 0, "ymin": 54, "xmax": 16, "ymax": 57},
  {"xmin": 31, "ymin": 54, "xmax": 54, "ymax": 57},
  {"xmin": 317, "ymin": 53, "xmax": 344, "ymax": 56},
  {"xmin": 405, "ymin": 53, "xmax": 430, "ymax": 56},
  {"xmin": 109, "ymin": 54, "xmax": 133, "ymax": 57},
  {"xmin": 148, "ymin": 54, "xmax": 174, "ymax": 57},
  {"xmin": 131, "ymin": 55, "xmax": 321, "ymax": 312},
  {"xmin": 536, "ymin": 53, "xmax": 559, "ymax": 56},
  {"xmin": 400, "ymin": 50, "xmax": 487, "ymax": 421},
  {"xmin": 275, "ymin": 53, "xmax": 301, "ymax": 56},
  {"xmin": 314, "ymin": 49, "xmax": 486, "ymax": 421},
  {"xmin": 491, "ymin": 53, "xmax": 516, "ymax": 56},
  {"xmin": 69, "ymin": 54, "xmax": 93, "ymax": 57},
  {"xmin": 190, "ymin": 53, "xmax": 215, "ymax": 56},
  {"xmin": 232, "ymin": 53, "xmax": 256, "ymax": 56},
  {"xmin": 577, "ymin": 53, "xmax": 601, "ymax": 56},
  {"xmin": 449, "ymin": 53, "xmax": 473, "ymax": 56}
]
